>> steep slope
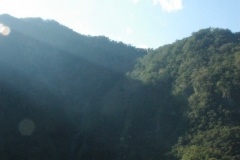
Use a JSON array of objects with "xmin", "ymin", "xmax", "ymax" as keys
[
  {"xmin": 129, "ymin": 28, "xmax": 240, "ymax": 159},
  {"xmin": 0, "ymin": 14, "xmax": 145, "ymax": 73},
  {"xmin": 1, "ymin": 14, "xmax": 240, "ymax": 160},
  {"xmin": 0, "ymin": 15, "xmax": 146, "ymax": 160}
]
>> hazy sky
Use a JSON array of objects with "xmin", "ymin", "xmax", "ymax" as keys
[{"xmin": 0, "ymin": 0, "xmax": 239, "ymax": 48}]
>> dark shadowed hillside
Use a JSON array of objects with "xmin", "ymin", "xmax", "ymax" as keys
[
  {"xmin": 0, "ymin": 14, "xmax": 146, "ymax": 160},
  {"xmin": 0, "ymin": 14, "xmax": 240, "ymax": 160}
]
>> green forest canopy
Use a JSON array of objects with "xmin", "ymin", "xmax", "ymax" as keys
[
  {"xmin": 129, "ymin": 28, "xmax": 240, "ymax": 159},
  {"xmin": 0, "ymin": 15, "xmax": 240, "ymax": 160}
]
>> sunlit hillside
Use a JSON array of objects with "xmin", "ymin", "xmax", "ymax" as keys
[{"xmin": 0, "ymin": 15, "xmax": 240, "ymax": 160}]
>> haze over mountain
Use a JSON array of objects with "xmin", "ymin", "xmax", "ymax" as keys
[
  {"xmin": 1, "ymin": 0, "xmax": 238, "ymax": 48},
  {"xmin": 0, "ymin": 14, "xmax": 240, "ymax": 160}
]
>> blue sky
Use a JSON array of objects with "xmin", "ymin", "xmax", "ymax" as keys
[{"xmin": 0, "ymin": 0, "xmax": 239, "ymax": 48}]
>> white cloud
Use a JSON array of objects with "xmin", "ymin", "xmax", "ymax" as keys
[{"xmin": 153, "ymin": 0, "xmax": 183, "ymax": 12}]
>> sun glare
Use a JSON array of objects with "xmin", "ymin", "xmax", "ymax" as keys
[
  {"xmin": 19, "ymin": 119, "xmax": 36, "ymax": 136},
  {"xmin": 0, "ymin": 23, "xmax": 11, "ymax": 36}
]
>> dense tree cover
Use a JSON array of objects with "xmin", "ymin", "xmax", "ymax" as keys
[
  {"xmin": 1, "ymin": 14, "xmax": 240, "ymax": 160},
  {"xmin": 129, "ymin": 28, "xmax": 240, "ymax": 159},
  {"xmin": 0, "ymin": 14, "xmax": 145, "ymax": 73},
  {"xmin": 0, "ymin": 15, "xmax": 146, "ymax": 160},
  {"xmin": 173, "ymin": 126, "xmax": 240, "ymax": 160}
]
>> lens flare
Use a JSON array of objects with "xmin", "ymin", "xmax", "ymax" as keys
[
  {"xmin": 0, "ymin": 23, "xmax": 11, "ymax": 36},
  {"xmin": 19, "ymin": 119, "xmax": 36, "ymax": 136}
]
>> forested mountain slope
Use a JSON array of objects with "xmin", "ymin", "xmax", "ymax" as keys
[
  {"xmin": 1, "ymin": 14, "xmax": 240, "ymax": 160},
  {"xmin": 0, "ymin": 14, "xmax": 146, "ymax": 160},
  {"xmin": 0, "ymin": 14, "xmax": 145, "ymax": 73},
  {"xmin": 129, "ymin": 28, "xmax": 240, "ymax": 159}
]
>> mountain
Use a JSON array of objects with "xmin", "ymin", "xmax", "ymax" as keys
[
  {"xmin": 129, "ymin": 28, "xmax": 240, "ymax": 159},
  {"xmin": 0, "ymin": 14, "xmax": 145, "ymax": 73},
  {"xmin": 1, "ymin": 14, "xmax": 240, "ymax": 160},
  {"xmin": 0, "ymin": 14, "xmax": 146, "ymax": 160}
]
